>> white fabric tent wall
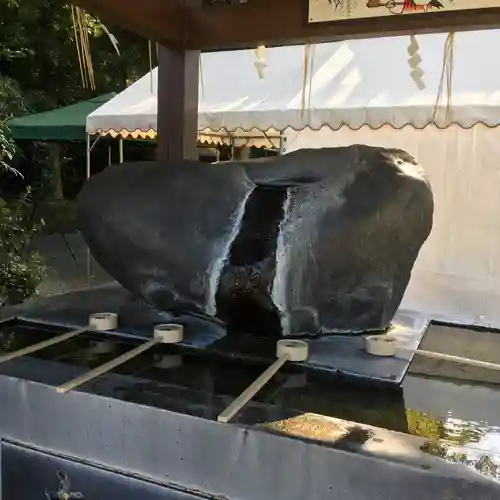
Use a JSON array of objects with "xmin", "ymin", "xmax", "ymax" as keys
[{"xmin": 285, "ymin": 125, "xmax": 500, "ymax": 329}]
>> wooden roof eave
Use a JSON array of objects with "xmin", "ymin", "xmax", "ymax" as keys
[
  {"xmin": 71, "ymin": 0, "xmax": 500, "ymax": 51},
  {"xmin": 74, "ymin": 0, "xmax": 185, "ymax": 49},
  {"xmin": 186, "ymin": 0, "xmax": 500, "ymax": 51}
]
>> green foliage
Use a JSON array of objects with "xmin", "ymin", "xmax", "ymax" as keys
[
  {"xmin": 0, "ymin": 0, "xmax": 152, "ymax": 304},
  {"xmin": 0, "ymin": 0, "xmax": 151, "ymax": 114},
  {"xmin": 0, "ymin": 0, "xmax": 151, "ymax": 199},
  {"xmin": 0, "ymin": 75, "xmax": 26, "ymax": 117},
  {"xmin": 0, "ymin": 189, "xmax": 46, "ymax": 306},
  {"xmin": 1, "ymin": 124, "xmax": 45, "ymax": 306},
  {"xmin": 0, "ymin": 191, "xmax": 45, "ymax": 306},
  {"xmin": 0, "ymin": 73, "xmax": 23, "ymax": 177},
  {"xmin": 0, "ymin": 123, "xmax": 18, "ymax": 176}
]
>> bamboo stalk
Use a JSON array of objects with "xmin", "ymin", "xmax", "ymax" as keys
[
  {"xmin": 80, "ymin": 8, "xmax": 94, "ymax": 89},
  {"xmin": 77, "ymin": 9, "xmax": 88, "ymax": 88},
  {"xmin": 71, "ymin": 6, "xmax": 95, "ymax": 89},
  {"xmin": 82, "ymin": 12, "xmax": 95, "ymax": 89},
  {"xmin": 71, "ymin": 5, "xmax": 86, "ymax": 88}
]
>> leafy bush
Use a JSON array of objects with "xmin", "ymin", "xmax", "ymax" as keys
[
  {"xmin": 0, "ymin": 122, "xmax": 18, "ymax": 177},
  {"xmin": 0, "ymin": 125, "xmax": 46, "ymax": 306},
  {"xmin": 0, "ymin": 190, "xmax": 46, "ymax": 306}
]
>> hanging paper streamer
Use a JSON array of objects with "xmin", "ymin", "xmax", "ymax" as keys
[
  {"xmin": 308, "ymin": 43, "xmax": 316, "ymax": 111},
  {"xmin": 407, "ymin": 34, "xmax": 425, "ymax": 91},
  {"xmin": 101, "ymin": 23, "xmax": 120, "ymax": 56},
  {"xmin": 433, "ymin": 32, "xmax": 455, "ymax": 126},
  {"xmin": 300, "ymin": 44, "xmax": 315, "ymax": 119},
  {"xmin": 254, "ymin": 45, "xmax": 267, "ymax": 79},
  {"xmin": 148, "ymin": 40, "xmax": 154, "ymax": 93},
  {"xmin": 199, "ymin": 56, "xmax": 205, "ymax": 101}
]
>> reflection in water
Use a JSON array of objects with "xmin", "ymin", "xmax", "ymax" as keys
[
  {"xmin": 2, "ymin": 321, "xmax": 500, "ymax": 482},
  {"xmin": 407, "ymin": 411, "xmax": 500, "ymax": 481},
  {"xmin": 0, "ymin": 322, "xmax": 410, "ymax": 430}
]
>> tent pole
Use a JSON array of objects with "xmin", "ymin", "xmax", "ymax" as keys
[
  {"xmin": 279, "ymin": 132, "xmax": 286, "ymax": 155},
  {"xmin": 86, "ymin": 133, "xmax": 91, "ymax": 179},
  {"xmin": 86, "ymin": 133, "xmax": 92, "ymax": 288},
  {"xmin": 108, "ymin": 144, "xmax": 112, "ymax": 165},
  {"xmin": 119, "ymin": 138, "xmax": 124, "ymax": 163}
]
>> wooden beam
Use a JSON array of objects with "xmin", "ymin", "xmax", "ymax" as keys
[
  {"xmin": 156, "ymin": 46, "xmax": 200, "ymax": 161},
  {"xmin": 71, "ymin": 0, "xmax": 185, "ymax": 48},
  {"xmin": 185, "ymin": 0, "xmax": 500, "ymax": 50},
  {"xmin": 71, "ymin": 0, "xmax": 500, "ymax": 51}
]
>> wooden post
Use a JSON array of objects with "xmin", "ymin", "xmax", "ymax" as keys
[
  {"xmin": 46, "ymin": 143, "xmax": 64, "ymax": 200},
  {"xmin": 157, "ymin": 45, "xmax": 200, "ymax": 161}
]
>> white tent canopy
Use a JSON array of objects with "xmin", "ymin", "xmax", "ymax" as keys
[
  {"xmin": 87, "ymin": 68, "xmax": 158, "ymax": 139},
  {"xmin": 87, "ymin": 29, "xmax": 500, "ymax": 137}
]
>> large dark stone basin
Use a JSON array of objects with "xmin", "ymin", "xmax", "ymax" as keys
[{"xmin": 77, "ymin": 146, "xmax": 433, "ymax": 337}]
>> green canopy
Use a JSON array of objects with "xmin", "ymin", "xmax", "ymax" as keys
[{"xmin": 7, "ymin": 93, "xmax": 116, "ymax": 142}]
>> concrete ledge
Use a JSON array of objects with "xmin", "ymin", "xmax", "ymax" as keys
[
  {"xmin": 410, "ymin": 323, "xmax": 500, "ymax": 385},
  {"xmin": 1, "ymin": 374, "xmax": 499, "ymax": 500}
]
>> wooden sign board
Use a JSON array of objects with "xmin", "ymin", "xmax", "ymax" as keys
[{"xmin": 309, "ymin": 0, "xmax": 500, "ymax": 23}]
